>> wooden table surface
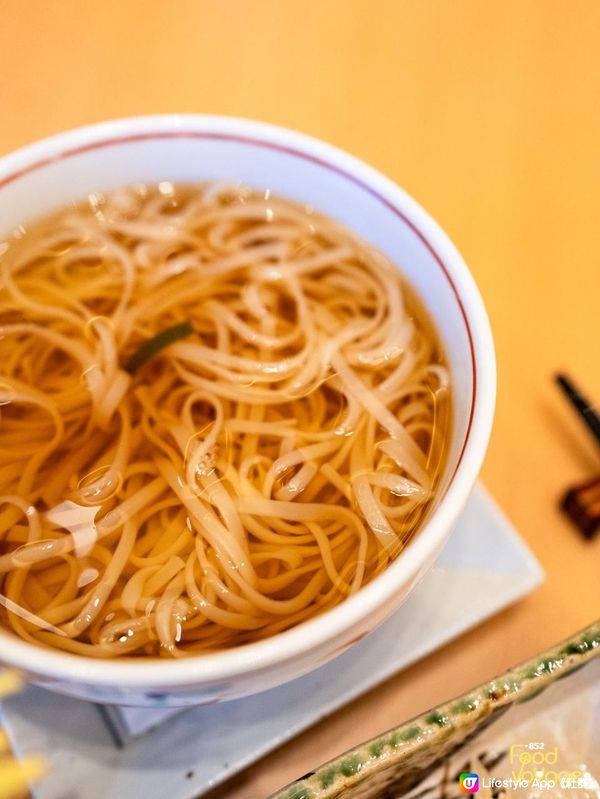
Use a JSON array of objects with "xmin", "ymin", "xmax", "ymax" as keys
[{"xmin": 1, "ymin": 2, "xmax": 599, "ymax": 797}]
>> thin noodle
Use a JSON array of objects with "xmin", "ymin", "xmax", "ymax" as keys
[{"xmin": 0, "ymin": 182, "xmax": 450, "ymax": 657}]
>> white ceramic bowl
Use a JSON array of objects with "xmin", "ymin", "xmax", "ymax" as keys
[{"xmin": 0, "ymin": 116, "xmax": 495, "ymax": 706}]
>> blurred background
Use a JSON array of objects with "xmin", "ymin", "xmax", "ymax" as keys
[{"xmin": 0, "ymin": 2, "xmax": 598, "ymax": 796}]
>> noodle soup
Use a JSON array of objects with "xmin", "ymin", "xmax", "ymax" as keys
[{"xmin": 0, "ymin": 183, "xmax": 450, "ymax": 659}]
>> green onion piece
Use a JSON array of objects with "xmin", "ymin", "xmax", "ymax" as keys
[{"xmin": 125, "ymin": 321, "xmax": 194, "ymax": 373}]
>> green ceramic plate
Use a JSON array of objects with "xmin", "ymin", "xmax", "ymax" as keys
[{"xmin": 271, "ymin": 620, "xmax": 600, "ymax": 799}]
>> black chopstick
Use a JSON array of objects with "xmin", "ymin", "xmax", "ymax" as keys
[{"xmin": 555, "ymin": 373, "xmax": 600, "ymax": 448}]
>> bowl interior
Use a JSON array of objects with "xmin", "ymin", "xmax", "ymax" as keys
[{"xmin": 0, "ymin": 121, "xmax": 475, "ymax": 506}]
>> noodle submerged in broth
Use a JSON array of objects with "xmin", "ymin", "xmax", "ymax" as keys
[{"xmin": 0, "ymin": 182, "xmax": 450, "ymax": 658}]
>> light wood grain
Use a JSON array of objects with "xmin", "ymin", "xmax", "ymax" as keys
[{"xmin": 0, "ymin": 2, "xmax": 599, "ymax": 797}]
